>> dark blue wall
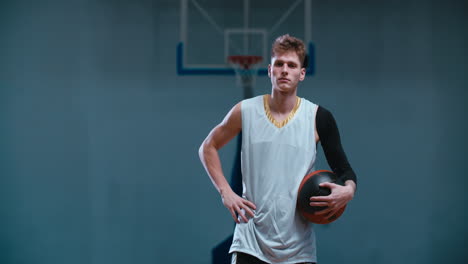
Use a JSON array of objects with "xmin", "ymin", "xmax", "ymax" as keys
[{"xmin": 1, "ymin": 0, "xmax": 467, "ymax": 263}]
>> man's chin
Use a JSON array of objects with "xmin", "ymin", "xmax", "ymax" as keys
[{"xmin": 274, "ymin": 85, "xmax": 297, "ymax": 94}]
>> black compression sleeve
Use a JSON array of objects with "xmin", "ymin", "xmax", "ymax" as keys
[{"xmin": 316, "ymin": 106, "xmax": 357, "ymax": 185}]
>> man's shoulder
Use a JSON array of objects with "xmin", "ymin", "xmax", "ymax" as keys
[
  {"xmin": 240, "ymin": 95, "xmax": 264, "ymax": 109},
  {"xmin": 300, "ymin": 97, "xmax": 318, "ymax": 108}
]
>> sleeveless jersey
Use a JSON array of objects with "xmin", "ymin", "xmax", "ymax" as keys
[{"xmin": 229, "ymin": 95, "xmax": 319, "ymax": 263}]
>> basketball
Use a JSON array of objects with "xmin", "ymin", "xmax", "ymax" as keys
[{"xmin": 297, "ymin": 170, "xmax": 346, "ymax": 224}]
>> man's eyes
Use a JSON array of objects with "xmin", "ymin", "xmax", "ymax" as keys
[{"xmin": 275, "ymin": 62, "xmax": 297, "ymax": 68}]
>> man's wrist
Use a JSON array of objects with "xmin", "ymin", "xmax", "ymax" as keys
[
  {"xmin": 219, "ymin": 186, "xmax": 232, "ymax": 198},
  {"xmin": 344, "ymin": 180, "xmax": 356, "ymax": 199}
]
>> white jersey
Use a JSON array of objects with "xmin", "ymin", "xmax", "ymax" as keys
[{"xmin": 229, "ymin": 95, "xmax": 319, "ymax": 263}]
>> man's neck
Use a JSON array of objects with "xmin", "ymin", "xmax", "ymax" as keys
[{"xmin": 268, "ymin": 90, "xmax": 298, "ymax": 114}]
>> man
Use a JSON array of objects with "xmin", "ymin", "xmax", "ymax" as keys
[{"xmin": 199, "ymin": 34, "xmax": 357, "ymax": 264}]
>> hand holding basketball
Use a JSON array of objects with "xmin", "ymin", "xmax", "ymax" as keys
[
  {"xmin": 297, "ymin": 170, "xmax": 351, "ymax": 224},
  {"xmin": 309, "ymin": 182, "xmax": 354, "ymax": 220}
]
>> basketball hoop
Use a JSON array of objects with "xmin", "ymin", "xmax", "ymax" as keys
[{"xmin": 228, "ymin": 55, "xmax": 263, "ymax": 99}]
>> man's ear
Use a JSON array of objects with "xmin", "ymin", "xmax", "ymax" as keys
[{"xmin": 300, "ymin": 67, "xmax": 306, "ymax": 81}]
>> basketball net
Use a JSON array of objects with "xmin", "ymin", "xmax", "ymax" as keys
[{"xmin": 228, "ymin": 55, "xmax": 263, "ymax": 99}]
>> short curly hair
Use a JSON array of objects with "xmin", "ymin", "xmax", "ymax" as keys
[{"xmin": 271, "ymin": 34, "xmax": 306, "ymax": 67}]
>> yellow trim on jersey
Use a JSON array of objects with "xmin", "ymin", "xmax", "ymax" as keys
[{"xmin": 263, "ymin": 94, "xmax": 301, "ymax": 128}]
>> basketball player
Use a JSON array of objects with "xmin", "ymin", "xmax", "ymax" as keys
[{"xmin": 199, "ymin": 34, "xmax": 357, "ymax": 264}]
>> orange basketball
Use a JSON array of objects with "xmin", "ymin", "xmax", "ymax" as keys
[{"xmin": 297, "ymin": 170, "xmax": 347, "ymax": 224}]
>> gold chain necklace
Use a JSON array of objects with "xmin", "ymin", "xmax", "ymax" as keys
[{"xmin": 263, "ymin": 94, "xmax": 301, "ymax": 128}]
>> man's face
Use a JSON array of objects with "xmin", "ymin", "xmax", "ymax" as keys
[{"xmin": 268, "ymin": 51, "xmax": 306, "ymax": 93}]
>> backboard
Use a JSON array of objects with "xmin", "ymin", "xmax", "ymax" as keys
[{"xmin": 177, "ymin": 0, "xmax": 315, "ymax": 76}]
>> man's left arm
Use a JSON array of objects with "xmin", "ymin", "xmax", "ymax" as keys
[{"xmin": 310, "ymin": 106, "xmax": 357, "ymax": 219}]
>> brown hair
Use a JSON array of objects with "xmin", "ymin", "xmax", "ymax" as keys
[{"xmin": 271, "ymin": 34, "xmax": 306, "ymax": 67}]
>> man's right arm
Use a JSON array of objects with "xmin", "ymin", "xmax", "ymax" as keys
[{"xmin": 198, "ymin": 102, "xmax": 256, "ymax": 223}]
